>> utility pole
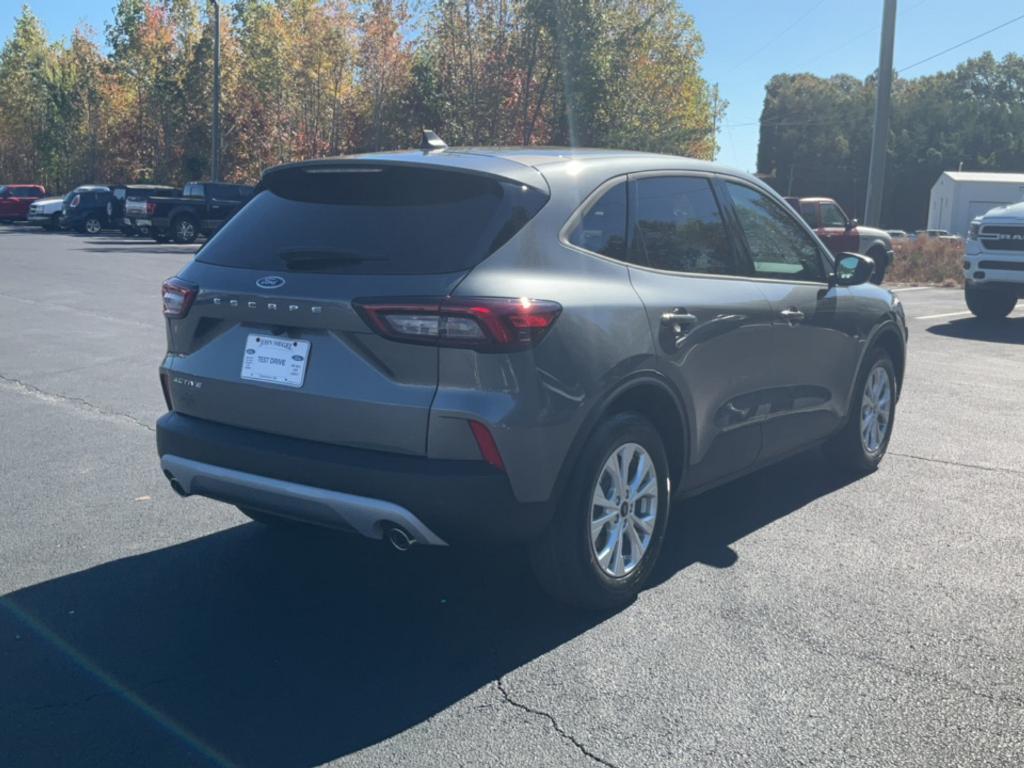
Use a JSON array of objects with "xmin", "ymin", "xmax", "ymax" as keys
[
  {"xmin": 211, "ymin": 0, "xmax": 221, "ymax": 182},
  {"xmin": 864, "ymin": 0, "xmax": 897, "ymax": 227}
]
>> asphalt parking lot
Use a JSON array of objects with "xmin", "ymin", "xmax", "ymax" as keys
[{"xmin": 1, "ymin": 225, "xmax": 1022, "ymax": 767}]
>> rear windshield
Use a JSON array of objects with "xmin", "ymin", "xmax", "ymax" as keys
[{"xmin": 196, "ymin": 165, "xmax": 549, "ymax": 275}]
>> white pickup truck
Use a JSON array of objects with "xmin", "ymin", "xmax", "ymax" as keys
[{"xmin": 963, "ymin": 202, "xmax": 1024, "ymax": 320}]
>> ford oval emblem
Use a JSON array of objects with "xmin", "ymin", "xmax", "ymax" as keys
[{"xmin": 256, "ymin": 276, "xmax": 286, "ymax": 289}]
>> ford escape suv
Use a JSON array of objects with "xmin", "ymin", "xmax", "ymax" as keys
[{"xmin": 157, "ymin": 146, "xmax": 908, "ymax": 609}]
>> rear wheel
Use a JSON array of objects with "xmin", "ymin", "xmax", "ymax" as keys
[
  {"xmin": 171, "ymin": 215, "xmax": 198, "ymax": 244},
  {"xmin": 84, "ymin": 215, "xmax": 102, "ymax": 235},
  {"xmin": 529, "ymin": 412, "xmax": 671, "ymax": 611},
  {"xmin": 965, "ymin": 286, "xmax": 1016, "ymax": 321},
  {"xmin": 825, "ymin": 348, "xmax": 896, "ymax": 474}
]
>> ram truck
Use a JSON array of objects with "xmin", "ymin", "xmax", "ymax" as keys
[{"xmin": 963, "ymin": 203, "xmax": 1024, "ymax": 320}]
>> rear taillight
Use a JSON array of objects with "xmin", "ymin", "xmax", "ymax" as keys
[
  {"xmin": 162, "ymin": 277, "xmax": 197, "ymax": 318},
  {"xmin": 354, "ymin": 297, "xmax": 562, "ymax": 351},
  {"xmin": 70, "ymin": 194, "xmax": 80, "ymax": 208},
  {"xmin": 146, "ymin": 201, "xmax": 156, "ymax": 215}
]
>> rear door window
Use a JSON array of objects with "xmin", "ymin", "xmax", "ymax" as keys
[
  {"xmin": 631, "ymin": 176, "xmax": 740, "ymax": 275},
  {"xmin": 725, "ymin": 182, "xmax": 828, "ymax": 283},
  {"xmin": 567, "ymin": 181, "xmax": 627, "ymax": 260},
  {"xmin": 197, "ymin": 165, "xmax": 549, "ymax": 275}
]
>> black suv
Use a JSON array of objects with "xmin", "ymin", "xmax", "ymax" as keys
[{"xmin": 61, "ymin": 186, "xmax": 113, "ymax": 234}]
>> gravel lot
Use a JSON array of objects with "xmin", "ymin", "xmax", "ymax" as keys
[{"xmin": 1, "ymin": 226, "xmax": 1022, "ymax": 767}]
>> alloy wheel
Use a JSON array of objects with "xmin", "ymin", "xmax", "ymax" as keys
[
  {"xmin": 589, "ymin": 442, "xmax": 659, "ymax": 578},
  {"xmin": 860, "ymin": 364, "xmax": 892, "ymax": 455},
  {"xmin": 85, "ymin": 218, "xmax": 101, "ymax": 234},
  {"xmin": 177, "ymin": 219, "xmax": 195, "ymax": 242}
]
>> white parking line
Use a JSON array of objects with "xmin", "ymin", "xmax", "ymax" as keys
[
  {"xmin": 916, "ymin": 308, "xmax": 1024, "ymax": 321},
  {"xmin": 915, "ymin": 310, "xmax": 972, "ymax": 320},
  {"xmin": 891, "ymin": 286, "xmax": 936, "ymax": 293}
]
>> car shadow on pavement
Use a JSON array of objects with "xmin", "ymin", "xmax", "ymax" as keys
[
  {"xmin": 0, "ymin": 450, "xmax": 856, "ymax": 767},
  {"xmin": 926, "ymin": 316, "xmax": 1024, "ymax": 345}
]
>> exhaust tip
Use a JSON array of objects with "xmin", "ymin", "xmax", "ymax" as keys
[
  {"xmin": 163, "ymin": 470, "xmax": 188, "ymax": 497},
  {"xmin": 385, "ymin": 525, "xmax": 416, "ymax": 551}
]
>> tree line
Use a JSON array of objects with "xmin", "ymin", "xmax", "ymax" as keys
[
  {"xmin": 757, "ymin": 52, "xmax": 1024, "ymax": 229},
  {"xmin": 0, "ymin": 0, "xmax": 722, "ymax": 192}
]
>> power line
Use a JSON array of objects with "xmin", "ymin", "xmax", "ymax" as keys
[
  {"xmin": 897, "ymin": 12, "xmax": 1024, "ymax": 73},
  {"xmin": 800, "ymin": 0, "xmax": 932, "ymax": 70},
  {"xmin": 726, "ymin": 0, "xmax": 831, "ymax": 73}
]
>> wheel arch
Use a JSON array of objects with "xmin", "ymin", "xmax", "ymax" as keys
[{"xmin": 551, "ymin": 373, "xmax": 690, "ymax": 503}]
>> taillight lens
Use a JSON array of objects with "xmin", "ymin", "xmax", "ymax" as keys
[
  {"xmin": 162, "ymin": 277, "xmax": 198, "ymax": 318},
  {"xmin": 146, "ymin": 201, "xmax": 156, "ymax": 215},
  {"xmin": 354, "ymin": 297, "xmax": 562, "ymax": 351},
  {"xmin": 70, "ymin": 194, "xmax": 80, "ymax": 208}
]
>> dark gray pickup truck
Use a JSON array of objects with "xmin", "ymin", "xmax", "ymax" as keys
[{"xmin": 150, "ymin": 181, "xmax": 254, "ymax": 244}]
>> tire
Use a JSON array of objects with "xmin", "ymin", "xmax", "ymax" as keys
[
  {"xmin": 965, "ymin": 286, "xmax": 1016, "ymax": 321},
  {"xmin": 824, "ymin": 348, "xmax": 896, "ymax": 475},
  {"xmin": 529, "ymin": 412, "xmax": 671, "ymax": 611},
  {"xmin": 84, "ymin": 215, "xmax": 102, "ymax": 235},
  {"xmin": 171, "ymin": 215, "xmax": 198, "ymax": 244},
  {"xmin": 868, "ymin": 246, "xmax": 889, "ymax": 285}
]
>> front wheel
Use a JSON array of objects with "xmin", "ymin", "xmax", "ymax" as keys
[
  {"xmin": 530, "ymin": 412, "xmax": 671, "ymax": 611},
  {"xmin": 965, "ymin": 286, "xmax": 1016, "ymax": 321},
  {"xmin": 825, "ymin": 349, "xmax": 896, "ymax": 474}
]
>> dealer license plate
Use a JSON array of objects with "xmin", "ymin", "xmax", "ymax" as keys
[{"xmin": 240, "ymin": 334, "xmax": 310, "ymax": 388}]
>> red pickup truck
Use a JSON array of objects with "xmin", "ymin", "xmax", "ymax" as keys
[
  {"xmin": 785, "ymin": 196, "xmax": 893, "ymax": 284},
  {"xmin": 0, "ymin": 184, "xmax": 46, "ymax": 221}
]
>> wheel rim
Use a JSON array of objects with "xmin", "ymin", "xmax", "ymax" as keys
[
  {"xmin": 177, "ymin": 220, "xmax": 194, "ymax": 240},
  {"xmin": 86, "ymin": 218, "xmax": 100, "ymax": 234},
  {"xmin": 589, "ymin": 442, "xmax": 659, "ymax": 578},
  {"xmin": 860, "ymin": 364, "xmax": 892, "ymax": 455}
]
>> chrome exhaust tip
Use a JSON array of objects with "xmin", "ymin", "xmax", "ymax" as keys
[{"xmin": 385, "ymin": 525, "xmax": 416, "ymax": 551}]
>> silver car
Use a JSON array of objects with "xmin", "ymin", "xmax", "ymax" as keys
[{"xmin": 157, "ymin": 146, "xmax": 907, "ymax": 609}]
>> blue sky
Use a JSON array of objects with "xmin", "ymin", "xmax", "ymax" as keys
[{"xmin": 4, "ymin": 0, "xmax": 1022, "ymax": 171}]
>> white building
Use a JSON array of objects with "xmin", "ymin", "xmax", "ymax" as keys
[{"xmin": 927, "ymin": 171, "xmax": 1024, "ymax": 237}]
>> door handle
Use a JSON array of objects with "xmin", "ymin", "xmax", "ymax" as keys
[
  {"xmin": 661, "ymin": 311, "xmax": 699, "ymax": 326},
  {"xmin": 779, "ymin": 308, "xmax": 805, "ymax": 324}
]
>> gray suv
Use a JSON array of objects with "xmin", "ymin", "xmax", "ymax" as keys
[{"xmin": 157, "ymin": 147, "xmax": 908, "ymax": 609}]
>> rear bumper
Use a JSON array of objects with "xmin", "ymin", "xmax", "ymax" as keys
[{"xmin": 156, "ymin": 412, "xmax": 554, "ymax": 543}]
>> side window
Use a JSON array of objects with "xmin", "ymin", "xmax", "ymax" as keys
[
  {"xmin": 799, "ymin": 202, "xmax": 818, "ymax": 228},
  {"xmin": 567, "ymin": 181, "xmax": 627, "ymax": 260},
  {"xmin": 633, "ymin": 176, "xmax": 738, "ymax": 275},
  {"xmin": 820, "ymin": 202, "xmax": 847, "ymax": 228},
  {"xmin": 210, "ymin": 183, "xmax": 238, "ymax": 201},
  {"xmin": 726, "ymin": 182, "xmax": 827, "ymax": 283}
]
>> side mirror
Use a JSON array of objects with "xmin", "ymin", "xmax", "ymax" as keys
[
  {"xmin": 845, "ymin": 217, "xmax": 858, "ymax": 230},
  {"xmin": 834, "ymin": 252, "xmax": 875, "ymax": 286}
]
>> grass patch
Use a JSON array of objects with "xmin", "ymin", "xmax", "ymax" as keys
[{"xmin": 887, "ymin": 238, "xmax": 965, "ymax": 286}]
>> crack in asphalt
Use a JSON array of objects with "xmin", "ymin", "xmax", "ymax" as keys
[
  {"xmin": 496, "ymin": 677, "xmax": 618, "ymax": 768},
  {"xmin": 889, "ymin": 450, "xmax": 1024, "ymax": 477},
  {"xmin": 0, "ymin": 373, "xmax": 155, "ymax": 432}
]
